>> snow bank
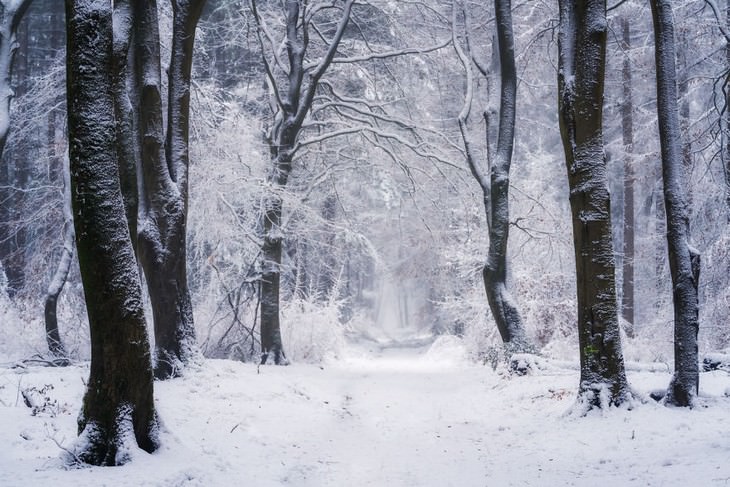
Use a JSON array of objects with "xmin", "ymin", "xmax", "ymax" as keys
[{"xmin": 423, "ymin": 334, "xmax": 468, "ymax": 365}]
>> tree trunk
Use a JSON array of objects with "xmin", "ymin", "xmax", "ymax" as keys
[
  {"xmin": 726, "ymin": 0, "xmax": 730, "ymax": 219},
  {"xmin": 649, "ymin": 0, "xmax": 701, "ymax": 407},
  {"xmin": 677, "ymin": 27, "xmax": 692, "ymax": 210},
  {"xmin": 44, "ymin": 154, "xmax": 72, "ymax": 361},
  {"xmin": 0, "ymin": 0, "xmax": 32, "ymax": 298},
  {"xmin": 260, "ymin": 197, "xmax": 287, "ymax": 365},
  {"xmin": 136, "ymin": 0, "xmax": 205, "ymax": 379},
  {"xmin": 0, "ymin": 0, "xmax": 31, "ymax": 157},
  {"xmin": 66, "ymin": 0, "xmax": 158, "ymax": 465},
  {"xmin": 111, "ymin": 0, "xmax": 140, "ymax": 251},
  {"xmin": 252, "ymin": 0, "xmax": 354, "ymax": 364},
  {"xmin": 482, "ymin": 0, "xmax": 531, "ymax": 353},
  {"xmin": 557, "ymin": 0, "xmax": 631, "ymax": 409},
  {"xmin": 654, "ymin": 165, "xmax": 667, "ymax": 311},
  {"xmin": 620, "ymin": 16, "xmax": 635, "ymax": 336},
  {"xmin": 259, "ymin": 147, "xmax": 292, "ymax": 365}
]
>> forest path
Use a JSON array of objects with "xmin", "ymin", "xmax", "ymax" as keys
[
  {"xmin": 237, "ymin": 336, "xmax": 497, "ymax": 486},
  {"xmin": 2, "ymin": 340, "xmax": 730, "ymax": 486}
]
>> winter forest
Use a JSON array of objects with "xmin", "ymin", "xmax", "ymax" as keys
[{"xmin": 1, "ymin": 0, "xmax": 729, "ymax": 484}]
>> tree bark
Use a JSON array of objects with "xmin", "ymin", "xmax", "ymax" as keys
[
  {"xmin": 111, "ymin": 0, "xmax": 140, "ymax": 252},
  {"xmin": 649, "ymin": 0, "xmax": 701, "ymax": 407},
  {"xmin": 620, "ymin": 16, "xmax": 635, "ymax": 336},
  {"xmin": 66, "ymin": 0, "xmax": 158, "ymax": 465},
  {"xmin": 260, "ymin": 182, "xmax": 288, "ymax": 365},
  {"xmin": 136, "ymin": 0, "xmax": 205, "ymax": 379},
  {"xmin": 557, "ymin": 0, "xmax": 631, "ymax": 409},
  {"xmin": 482, "ymin": 0, "xmax": 531, "ymax": 353},
  {"xmin": 677, "ymin": 27, "xmax": 692, "ymax": 209}
]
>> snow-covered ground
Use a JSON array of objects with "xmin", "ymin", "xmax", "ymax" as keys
[{"xmin": 1, "ymin": 336, "xmax": 729, "ymax": 487}]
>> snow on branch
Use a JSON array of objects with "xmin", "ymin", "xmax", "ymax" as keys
[
  {"xmin": 326, "ymin": 38, "xmax": 452, "ymax": 65},
  {"xmin": 703, "ymin": 0, "xmax": 730, "ymax": 44}
]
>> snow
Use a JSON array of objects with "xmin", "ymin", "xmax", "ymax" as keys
[{"xmin": 1, "ymin": 337, "xmax": 730, "ymax": 486}]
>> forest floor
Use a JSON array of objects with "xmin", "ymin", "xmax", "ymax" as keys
[{"xmin": 1, "ymin": 332, "xmax": 730, "ymax": 486}]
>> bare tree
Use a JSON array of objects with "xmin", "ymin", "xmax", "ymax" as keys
[
  {"xmin": 482, "ymin": 0, "xmax": 531, "ymax": 353},
  {"xmin": 452, "ymin": 1, "xmax": 531, "ymax": 353},
  {"xmin": 251, "ymin": 0, "xmax": 356, "ymax": 365},
  {"xmin": 66, "ymin": 0, "xmax": 158, "ymax": 464},
  {"xmin": 557, "ymin": 0, "xmax": 631, "ymax": 409},
  {"xmin": 43, "ymin": 153, "xmax": 72, "ymax": 361},
  {"xmin": 650, "ymin": 0, "xmax": 701, "ymax": 407}
]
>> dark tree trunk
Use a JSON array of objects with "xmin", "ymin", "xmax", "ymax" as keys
[
  {"xmin": 0, "ymin": 0, "xmax": 32, "ymax": 298},
  {"xmin": 452, "ymin": 0, "xmax": 530, "ymax": 353},
  {"xmin": 649, "ymin": 0, "xmax": 701, "ymax": 407},
  {"xmin": 482, "ymin": 0, "xmax": 531, "ymax": 353},
  {"xmin": 557, "ymin": 0, "xmax": 631, "ymax": 409},
  {"xmin": 136, "ymin": 0, "xmax": 205, "ymax": 379},
  {"xmin": 44, "ymin": 154, "xmax": 72, "ymax": 361},
  {"xmin": 252, "ymin": 0, "xmax": 354, "ymax": 365},
  {"xmin": 727, "ymin": 0, "xmax": 730, "ymax": 219},
  {"xmin": 65, "ymin": 0, "xmax": 158, "ymax": 465},
  {"xmin": 260, "ymin": 192, "xmax": 287, "ymax": 365},
  {"xmin": 0, "ymin": 0, "xmax": 31, "ymax": 155},
  {"xmin": 111, "ymin": 0, "xmax": 140, "ymax": 251},
  {"xmin": 677, "ymin": 28, "xmax": 692, "ymax": 210},
  {"xmin": 620, "ymin": 16, "xmax": 635, "ymax": 336},
  {"xmin": 655, "ymin": 172, "xmax": 667, "ymax": 307}
]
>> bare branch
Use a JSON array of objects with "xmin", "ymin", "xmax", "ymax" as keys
[
  {"xmin": 327, "ymin": 38, "xmax": 452, "ymax": 65},
  {"xmin": 704, "ymin": 0, "xmax": 730, "ymax": 44},
  {"xmin": 294, "ymin": 0, "xmax": 356, "ymax": 127},
  {"xmin": 251, "ymin": 0, "xmax": 285, "ymax": 111}
]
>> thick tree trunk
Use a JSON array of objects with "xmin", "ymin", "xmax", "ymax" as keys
[
  {"xmin": 136, "ymin": 0, "xmax": 205, "ymax": 379},
  {"xmin": 620, "ymin": 16, "xmax": 635, "ymax": 336},
  {"xmin": 259, "ymin": 147, "xmax": 292, "ymax": 365},
  {"xmin": 650, "ymin": 0, "xmax": 701, "ymax": 407},
  {"xmin": 557, "ymin": 0, "xmax": 630, "ymax": 409},
  {"xmin": 111, "ymin": 0, "xmax": 140, "ymax": 251},
  {"xmin": 44, "ymin": 154, "xmax": 72, "ymax": 361},
  {"xmin": 66, "ymin": 0, "xmax": 158, "ymax": 465},
  {"xmin": 482, "ymin": 0, "xmax": 531, "ymax": 353},
  {"xmin": 260, "ymin": 194, "xmax": 287, "ymax": 365},
  {"xmin": 677, "ymin": 28, "xmax": 692, "ymax": 209}
]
